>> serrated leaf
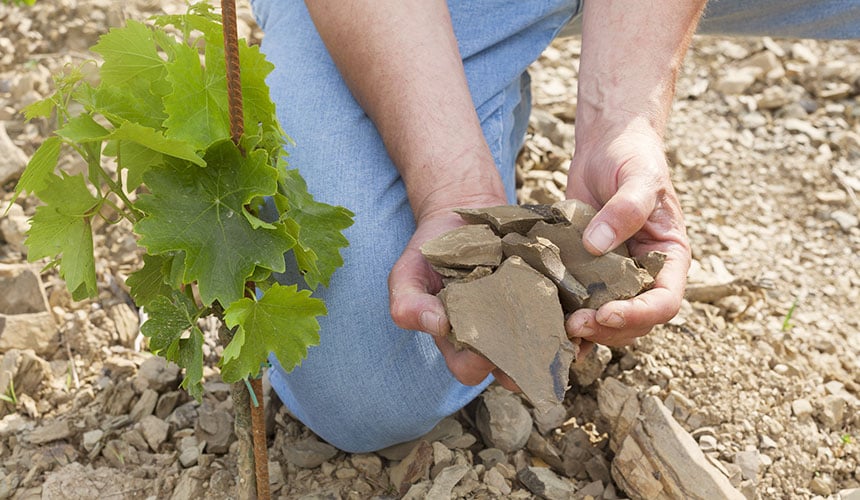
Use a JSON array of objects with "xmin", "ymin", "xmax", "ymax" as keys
[
  {"xmin": 126, "ymin": 254, "xmax": 174, "ymax": 307},
  {"xmin": 237, "ymin": 42, "xmax": 278, "ymax": 141},
  {"xmin": 55, "ymin": 114, "xmax": 109, "ymax": 143},
  {"xmin": 91, "ymin": 20, "xmax": 166, "ymax": 86},
  {"xmin": 134, "ymin": 140, "xmax": 295, "ymax": 306},
  {"xmin": 110, "ymin": 121, "xmax": 204, "ymax": 166},
  {"xmin": 221, "ymin": 283, "xmax": 325, "ymax": 382},
  {"xmin": 25, "ymin": 173, "xmax": 99, "ymax": 299},
  {"xmin": 140, "ymin": 293, "xmax": 204, "ymax": 400},
  {"xmin": 162, "ymin": 35, "xmax": 230, "ymax": 150},
  {"xmin": 14, "ymin": 136, "xmax": 61, "ymax": 198},
  {"xmin": 278, "ymin": 170, "xmax": 353, "ymax": 289},
  {"xmin": 23, "ymin": 95, "xmax": 55, "ymax": 120},
  {"xmin": 115, "ymin": 141, "xmax": 163, "ymax": 189},
  {"xmin": 75, "ymin": 81, "xmax": 166, "ymax": 130},
  {"xmin": 56, "ymin": 116, "xmax": 205, "ymax": 190}
]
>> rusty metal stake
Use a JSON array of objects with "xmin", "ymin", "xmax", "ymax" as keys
[{"xmin": 220, "ymin": 1, "xmax": 270, "ymax": 498}]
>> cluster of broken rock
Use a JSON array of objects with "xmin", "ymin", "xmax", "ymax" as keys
[{"xmin": 420, "ymin": 201, "xmax": 666, "ymax": 414}]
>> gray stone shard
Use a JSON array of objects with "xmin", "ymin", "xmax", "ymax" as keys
[
  {"xmin": 528, "ymin": 221, "xmax": 653, "ymax": 309},
  {"xmin": 598, "ymin": 378, "xmax": 745, "ymax": 500},
  {"xmin": 455, "ymin": 205, "xmax": 549, "ymax": 235},
  {"xmin": 420, "ymin": 225, "xmax": 502, "ymax": 269},
  {"xmin": 501, "ymin": 233, "xmax": 589, "ymax": 312},
  {"xmin": 635, "ymin": 250, "xmax": 668, "ymax": 279},
  {"xmin": 550, "ymin": 199, "xmax": 597, "ymax": 228},
  {"xmin": 439, "ymin": 257, "xmax": 576, "ymax": 413}
]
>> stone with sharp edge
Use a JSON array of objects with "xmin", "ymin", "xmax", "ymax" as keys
[
  {"xmin": 439, "ymin": 256, "xmax": 576, "ymax": 413},
  {"xmin": 455, "ymin": 205, "xmax": 550, "ymax": 235},
  {"xmin": 528, "ymin": 221, "xmax": 654, "ymax": 309},
  {"xmin": 420, "ymin": 225, "xmax": 502, "ymax": 269},
  {"xmin": 501, "ymin": 233, "xmax": 588, "ymax": 312}
]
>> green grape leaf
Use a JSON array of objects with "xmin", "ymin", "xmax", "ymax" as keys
[
  {"xmin": 56, "ymin": 116, "xmax": 205, "ymax": 189},
  {"xmin": 14, "ymin": 136, "xmax": 61, "ymax": 198},
  {"xmin": 25, "ymin": 173, "xmax": 99, "ymax": 299},
  {"xmin": 23, "ymin": 95, "xmax": 55, "ymax": 120},
  {"xmin": 140, "ymin": 293, "xmax": 204, "ymax": 400},
  {"xmin": 126, "ymin": 254, "xmax": 174, "ymax": 307},
  {"xmin": 278, "ymin": 170, "xmax": 353, "ymax": 289},
  {"xmin": 91, "ymin": 20, "xmax": 166, "ymax": 86},
  {"xmin": 220, "ymin": 283, "xmax": 326, "ymax": 382},
  {"xmin": 55, "ymin": 114, "xmax": 109, "ymax": 143},
  {"xmin": 162, "ymin": 34, "xmax": 230, "ymax": 150},
  {"xmin": 237, "ymin": 42, "xmax": 278, "ymax": 141},
  {"xmin": 115, "ymin": 141, "xmax": 163, "ymax": 189},
  {"xmin": 110, "ymin": 121, "xmax": 204, "ymax": 166},
  {"xmin": 75, "ymin": 80, "xmax": 166, "ymax": 130},
  {"xmin": 134, "ymin": 140, "xmax": 295, "ymax": 306}
]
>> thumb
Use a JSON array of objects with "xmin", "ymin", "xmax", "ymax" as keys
[
  {"xmin": 582, "ymin": 177, "xmax": 655, "ymax": 255},
  {"xmin": 388, "ymin": 249, "xmax": 450, "ymax": 336}
]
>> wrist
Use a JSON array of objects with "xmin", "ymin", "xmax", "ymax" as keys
[
  {"xmin": 408, "ymin": 148, "xmax": 508, "ymax": 224},
  {"xmin": 573, "ymin": 109, "xmax": 664, "ymax": 152}
]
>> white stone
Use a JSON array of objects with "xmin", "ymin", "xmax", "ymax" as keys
[
  {"xmin": 0, "ymin": 124, "xmax": 28, "ymax": 185},
  {"xmin": 831, "ymin": 211, "xmax": 859, "ymax": 232}
]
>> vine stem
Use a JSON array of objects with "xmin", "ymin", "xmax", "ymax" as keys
[
  {"xmin": 221, "ymin": 1, "xmax": 270, "ymax": 498},
  {"xmin": 249, "ymin": 377, "xmax": 270, "ymax": 498}
]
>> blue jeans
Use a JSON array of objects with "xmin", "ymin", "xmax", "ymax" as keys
[{"xmin": 250, "ymin": 0, "xmax": 859, "ymax": 452}]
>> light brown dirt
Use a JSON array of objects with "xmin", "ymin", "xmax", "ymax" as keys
[{"xmin": 0, "ymin": 0, "xmax": 858, "ymax": 498}]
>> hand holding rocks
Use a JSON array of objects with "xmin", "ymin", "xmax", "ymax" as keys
[{"xmin": 420, "ymin": 202, "xmax": 668, "ymax": 413}]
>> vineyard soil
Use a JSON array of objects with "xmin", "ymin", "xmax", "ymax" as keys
[{"xmin": 1, "ymin": 0, "xmax": 859, "ymax": 498}]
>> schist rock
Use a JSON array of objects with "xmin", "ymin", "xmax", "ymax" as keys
[
  {"xmin": 421, "ymin": 202, "xmax": 665, "ymax": 412},
  {"xmin": 454, "ymin": 205, "xmax": 549, "ymax": 235},
  {"xmin": 439, "ymin": 257, "xmax": 576, "ymax": 414},
  {"xmin": 420, "ymin": 225, "xmax": 502, "ymax": 269},
  {"xmin": 501, "ymin": 233, "xmax": 588, "ymax": 311},
  {"xmin": 527, "ymin": 221, "xmax": 654, "ymax": 310}
]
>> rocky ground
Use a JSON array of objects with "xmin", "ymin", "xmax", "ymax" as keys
[{"xmin": 1, "ymin": 0, "xmax": 859, "ymax": 499}]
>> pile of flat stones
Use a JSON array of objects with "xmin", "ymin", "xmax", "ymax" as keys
[{"xmin": 420, "ymin": 201, "xmax": 665, "ymax": 414}]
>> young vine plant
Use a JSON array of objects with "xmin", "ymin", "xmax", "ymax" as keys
[{"xmin": 14, "ymin": 3, "xmax": 353, "ymax": 399}]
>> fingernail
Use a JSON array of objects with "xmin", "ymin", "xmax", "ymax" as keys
[
  {"xmin": 570, "ymin": 317, "xmax": 595, "ymax": 338},
  {"xmin": 602, "ymin": 312, "xmax": 625, "ymax": 328},
  {"xmin": 419, "ymin": 311, "xmax": 440, "ymax": 335},
  {"xmin": 585, "ymin": 222, "xmax": 615, "ymax": 254}
]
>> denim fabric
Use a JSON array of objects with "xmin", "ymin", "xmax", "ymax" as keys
[
  {"xmin": 250, "ymin": 0, "xmax": 858, "ymax": 452},
  {"xmin": 557, "ymin": 0, "xmax": 860, "ymax": 38}
]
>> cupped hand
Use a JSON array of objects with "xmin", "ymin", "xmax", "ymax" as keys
[
  {"xmin": 565, "ymin": 123, "xmax": 691, "ymax": 347},
  {"xmin": 387, "ymin": 202, "xmax": 520, "ymax": 392}
]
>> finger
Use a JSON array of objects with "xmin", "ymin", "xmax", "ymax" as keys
[
  {"xmin": 388, "ymin": 248, "xmax": 449, "ymax": 336},
  {"xmin": 583, "ymin": 176, "xmax": 657, "ymax": 255},
  {"xmin": 594, "ymin": 241, "xmax": 690, "ymax": 327},
  {"xmin": 567, "ymin": 309, "xmax": 651, "ymax": 347},
  {"xmin": 433, "ymin": 335, "xmax": 495, "ymax": 386}
]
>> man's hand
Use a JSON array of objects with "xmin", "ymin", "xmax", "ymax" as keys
[
  {"xmin": 565, "ymin": 122, "xmax": 691, "ymax": 347},
  {"xmin": 562, "ymin": 0, "xmax": 704, "ymax": 348},
  {"xmin": 388, "ymin": 203, "xmax": 520, "ymax": 392}
]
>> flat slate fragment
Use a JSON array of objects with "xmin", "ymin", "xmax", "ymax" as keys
[
  {"xmin": 551, "ymin": 199, "xmax": 630, "ymax": 257},
  {"xmin": 455, "ymin": 205, "xmax": 548, "ymax": 235},
  {"xmin": 550, "ymin": 199, "xmax": 597, "ymax": 227},
  {"xmin": 422, "ymin": 203, "xmax": 668, "ymax": 411},
  {"xmin": 501, "ymin": 233, "xmax": 588, "ymax": 312},
  {"xmin": 528, "ymin": 221, "xmax": 653, "ymax": 309},
  {"xmin": 635, "ymin": 250, "xmax": 667, "ymax": 279},
  {"xmin": 420, "ymin": 225, "xmax": 502, "ymax": 269},
  {"xmin": 439, "ymin": 257, "xmax": 576, "ymax": 414}
]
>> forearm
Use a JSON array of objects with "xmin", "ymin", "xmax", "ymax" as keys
[
  {"xmin": 305, "ymin": 0, "xmax": 506, "ymax": 220},
  {"xmin": 575, "ymin": 0, "xmax": 707, "ymax": 142}
]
